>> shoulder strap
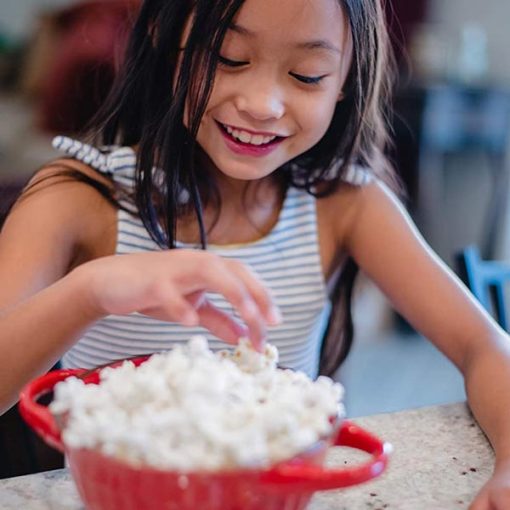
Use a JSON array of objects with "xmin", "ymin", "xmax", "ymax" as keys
[{"xmin": 52, "ymin": 136, "xmax": 110, "ymax": 173}]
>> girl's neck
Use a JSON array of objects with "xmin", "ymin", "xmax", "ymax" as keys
[
  {"xmin": 178, "ymin": 168, "xmax": 286, "ymax": 246},
  {"xmin": 195, "ymin": 146, "xmax": 284, "ymax": 215},
  {"xmin": 134, "ymin": 143, "xmax": 286, "ymax": 245}
]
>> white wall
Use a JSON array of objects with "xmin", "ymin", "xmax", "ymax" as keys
[
  {"xmin": 0, "ymin": 0, "xmax": 74, "ymax": 41},
  {"xmin": 429, "ymin": 0, "xmax": 510, "ymax": 85},
  {"xmin": 1, "ymin": 0, "xmax": 510, "ymax": 85}
]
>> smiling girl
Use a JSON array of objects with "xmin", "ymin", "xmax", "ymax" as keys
[{"xmin": 1, "ymin": 0, "xmax": 510, "ymax": 506}]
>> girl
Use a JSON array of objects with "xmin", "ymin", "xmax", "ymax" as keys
[{"xmin": 1, "ymin": 0, "xmax": 510, "ymax": 507}]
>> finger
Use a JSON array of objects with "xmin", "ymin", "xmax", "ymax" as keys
[
  {"xmin": 186, "ymin": 290, "xmax": 207, "ymax": 309},
  {"xmin": 230, "ymin": 295, "xmax": 266, "ymax": 351},
  {"xmin": 196, "ymin": 267, "xmax": 267, "ymax": 350},
  {"xmin": 196, "ymin": 301, "xmax": 248, "ymax": 344},
  {"xmin": 491, "ymin": 492, "xmax": 510, "ymax": 510},
  {"xmin": 226, "ymin": 260, "xmax": 282, "ymax": 326},
  {"xmin": 468, "ymin": 492, "xmax": 491, "ymax": 510},
  {"xmin": 140, "ymin": 293, "xmax": 199, "ymax": 327}
]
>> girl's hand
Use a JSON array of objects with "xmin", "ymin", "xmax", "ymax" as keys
[
  {"xmin": 76, "ymin": 249, "xmax": 281, "ymax": 350},
  {"xmin": 469, "ymin": 460, "xmax": 510, "ymax": 509}
]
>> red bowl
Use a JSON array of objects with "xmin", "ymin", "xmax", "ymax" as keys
[{"xmin": 19, "ymin": 359, "xmax": 391, "ymax": 510}]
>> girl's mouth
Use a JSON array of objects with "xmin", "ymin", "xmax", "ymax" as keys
[{"xmin": 216, "ymin": 121, "xmax": 286, "ymax": 157}]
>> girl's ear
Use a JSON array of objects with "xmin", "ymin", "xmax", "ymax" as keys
[{"xmin": 337, "ymin": 91, "xmax": 345, "ymax": 102}]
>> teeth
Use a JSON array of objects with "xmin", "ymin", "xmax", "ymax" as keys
[
  {"xmin": 238, "ymin": 131, "xmax": 252, "ymax": 144},
  {"xmin": 223, "ymin": 124, "xmax": 277, "ymax": 145}
]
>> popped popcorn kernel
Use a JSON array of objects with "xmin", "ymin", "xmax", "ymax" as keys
[{"xmin": 50, "ymin": 337, "xmax": 344, "ymax": 471}]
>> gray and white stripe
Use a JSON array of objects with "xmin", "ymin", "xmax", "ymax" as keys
[{"xmin": 53, "ymin": 137, "xmax": 369, "ymax": 378}]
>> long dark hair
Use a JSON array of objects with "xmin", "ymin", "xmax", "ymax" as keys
[{"xmin": 83, "ymin": 0, "xmax": 399, "ymax": 377}]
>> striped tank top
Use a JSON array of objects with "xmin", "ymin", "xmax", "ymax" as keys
[{"xmin": 53, "ymin": 136, "xmax": 370, "ymax": 378}]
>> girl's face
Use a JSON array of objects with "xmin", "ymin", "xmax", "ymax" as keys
[{"xmin": 191, "ymin": 0, "xmax": 353, "ymax": 181}]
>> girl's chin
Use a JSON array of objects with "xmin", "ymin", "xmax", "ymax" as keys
[{"xmin": 216, "ymin": 160, "xmax": 281, "ymax": 181}]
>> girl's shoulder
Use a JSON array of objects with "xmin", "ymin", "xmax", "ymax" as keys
[
  {"xmin": 317, "ymin": 171, "xmax": 405, "ymax": 254},
  {"xmin": 8, "ymin": 149, "xmax": 119, "ymax": 270},
  {"xmin": 0, "ymin": 155, "xmax": 117, "ymax": 315},
  {"xmin": 317, "ymin": 167, "xmax": 401, "ymax": 251}
]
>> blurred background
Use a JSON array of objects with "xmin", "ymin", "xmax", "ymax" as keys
[{"xmin": 1, "ymin": 0, "xmax": 510, "ymax": 478}]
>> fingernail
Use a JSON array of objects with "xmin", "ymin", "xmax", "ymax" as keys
[
  {"xmin": 235, "ymin": 323, "xmax": 249, "ymax": 337},
  {"xmin": 268, "ymin": 306, "xmax": 283, "ymax": 325}
]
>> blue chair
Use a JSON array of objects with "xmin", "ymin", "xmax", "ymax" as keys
[{"xmin": 456, "ymin": 245, "xmax": 510, "ymax": 330}]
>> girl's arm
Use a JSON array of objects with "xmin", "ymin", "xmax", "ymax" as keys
[
  {"xmin": 0, "ymin": 175, "xmax": 277, "ymax": 415},
  {"xmin": 339, "ymin": 181, "xmax": 510, "ymax": 508},
  {"xmin": 0, "ymin": 174, "xmax": 113, "ymax": 412}
]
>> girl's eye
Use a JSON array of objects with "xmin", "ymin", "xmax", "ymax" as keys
[
  {"xmin": 290, "ymin": 72, "xmax": 327, "ymax": 85},
  {"xmin": 217, "ymin": 56, "xmax": 327, "ymax": 86},
  {"xmin": 218, "ymin": 55, "xmax": 249, "ymax": 67}
]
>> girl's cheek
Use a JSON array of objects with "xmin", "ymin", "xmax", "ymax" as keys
[
  {"xmin": 208, "ymin": 72, "xmax": 244, "ymax": 105},
  {"xmin": 298, "ymin": 93, "xmax": 339, "ymax": 134}
]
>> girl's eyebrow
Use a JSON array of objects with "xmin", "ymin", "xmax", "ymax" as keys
[{"xmin": 229, "ymin": 23, "xmax": 342, "ymax": 54}]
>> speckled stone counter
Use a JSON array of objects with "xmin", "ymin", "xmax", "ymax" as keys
[{"xmin": 0, "ymin": 402, "xmax": 494, "ymax": 509}]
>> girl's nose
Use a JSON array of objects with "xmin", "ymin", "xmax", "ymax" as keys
[{"xmin": 235, "ymin": 81, "xmax": 285, "ymax": 121}]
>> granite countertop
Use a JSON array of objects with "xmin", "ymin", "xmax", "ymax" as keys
[{"xmin": 0, "ymin": 402, "xmax": 494, "ymax": 510}]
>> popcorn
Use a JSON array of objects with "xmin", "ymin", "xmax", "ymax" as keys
[
  {"xmin": 219, "ymin": 338, "xmax": 279, "ymax": 373},
  {"xmin": 51, "ymin": 336, "xmax": 345, "ymax": 471}
]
